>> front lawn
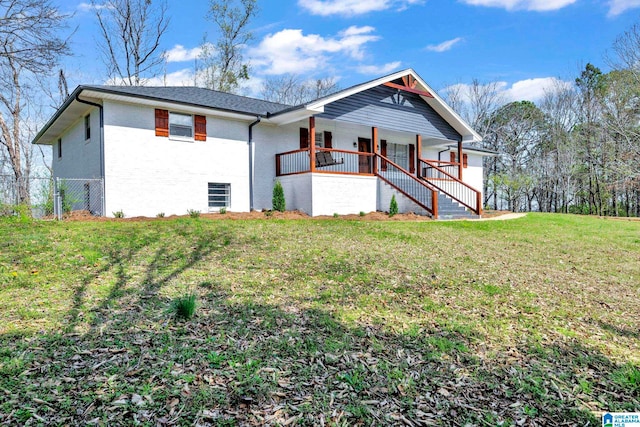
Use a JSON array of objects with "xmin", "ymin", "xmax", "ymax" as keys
[{"xmin": 0, "ymin": 213, "xmax": 638, "ymax": 425}]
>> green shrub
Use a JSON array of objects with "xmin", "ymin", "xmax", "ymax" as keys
[
  {"xmin": 333, "ymin": 213, "xmax": 339, "ymax": 218},
  {"xmin": 264, "ymin": 210, "xmax": 273, "ymax": 217},
  {"xmin": 272, "ymin": 180, "xmax": 285, "ymax": 212},
  {"xmin": 389, "ymin": 195, "xmax": 399, "ymax": 217},
  {"xmin": 171, "ymin": 293, "xmax": 197, "ymax": 320},
  {"xmin": 187, "ymin": 209, "xmax": 200, "ymax": 218},
  {"xmin": 219, "ymin": 207, "xmax": 227, "ymax": 214},
  {"xmin": 113, "ymin": 210, "xmax": 125, "ymax": 218},
  {"xmin": 156, "ymin": 212, "xmax": 165, "ymax": 218},
  {"xmin": 359, "ymin": 211, "xmax": 366, "ymax": 217}
]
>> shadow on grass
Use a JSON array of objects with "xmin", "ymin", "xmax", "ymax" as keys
[
  {"xmin": 1, "ymin": 292, "xmax": 637, "ymax": 426},
  {"xmin": 595, "ymin": 319, "xmax": 640, "ymax": 340},
  {"xmin": 1, "ymin": 217, "xmax": 638, "ymax": 425},
  {"xmin": 65, "ymin": 219, "xmax": 233, "ymax": 332}
]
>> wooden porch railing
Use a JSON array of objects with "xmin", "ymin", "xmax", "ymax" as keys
[
  {"xmin": 376, "ymin": 154, "xmax": 438, "ymax": 217},
  {"xmin": 276, "ymin": 148, "xmax": 374, "ymax": 177},
  {"xmin": 419, "ymin": 158, "xmax": 482, "ymax": 215},
  {"xmin": 422, "ymin": 160, "xmax": 459, "ymax": 180}
]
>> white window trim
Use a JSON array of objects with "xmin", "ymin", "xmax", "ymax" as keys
[
  {"xmin": 84, "ymin": 114, "xmax": 91, "ymax": 142},
  {"xmin": 169, "ymin": 112, "xmax": 195, "ymax": 142},
  {"xmin": 208, "ymin": 183, "xmax": 231, "ymax": 211}
]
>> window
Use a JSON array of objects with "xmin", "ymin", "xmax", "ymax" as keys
[
  {"xmin": 57, "ymin": 138, "xmax": 62, "ymax": 158},
  {"xmin": 387, "ymin": 143, "xmax": 408, "ymax": 170},
  {"xmin": 315, "ymin": 132, "xmax": 323, "ymax": 147},
  {"xmin": 208, "ymin": 183, "xmax": 230, "ymax": 209},
  {"xmin": 84, "ymin": 114, "xmax": 91, "ymax": 140},
  {"xmin": 169, "ymin": 112, "xmax": 193, "ymax": 138},
  {"xmin": 155, "ymin": 109, "xmax": 207, "ymax": 141}
]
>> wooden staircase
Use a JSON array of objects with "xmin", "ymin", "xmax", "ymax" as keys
[{"xmin": 374, "ymin": 154, "xmax": 482, "ymax": 219}]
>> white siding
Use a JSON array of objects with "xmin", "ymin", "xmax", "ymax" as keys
[
  {"xmin": 377, "ymin": 180, "xmax": 429, "ymax": 216},
  {"xmin": 277, "ymin": 174, "xmax": 312, "ymax": 214},
  {"xmin": 102, "ymin": 101, "xmax": 250, "ymax": 217},
  {"xmin": 310, "ymin": 174, "xmax": 377, "ymax": 216},
  {"xmin": 53, "ymin": 107, "xmax": 101, "ymax": 179},
  {"xmin": 463, "ymin": 152, "xmax": 484, "ymax": 200}
]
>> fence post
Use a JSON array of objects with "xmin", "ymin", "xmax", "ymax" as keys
[{"xmin": 54, "ymin": 177, "xmax": 62, "ymax": 220}]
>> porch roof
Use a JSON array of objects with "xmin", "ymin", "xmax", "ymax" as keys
[{"xmin": 267, "ymin": 69, "xmax": 482, "ymax": 144}]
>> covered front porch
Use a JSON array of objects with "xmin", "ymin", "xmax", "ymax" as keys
[
  {"xmin": 275, "ymin": 118, "xmax": 467, "ymax": 180},
  {"xmin": 273, "ymin": 117, "xmax": 482, "ymax": 218}
]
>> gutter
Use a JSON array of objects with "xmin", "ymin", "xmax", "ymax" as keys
[
  {"xmin": 75, "ymin": 93, "xmax": 106, "ymax": 216},
  {"xmin": 248, "ymin": 117, "xmax": 261, "ymax": 211}
]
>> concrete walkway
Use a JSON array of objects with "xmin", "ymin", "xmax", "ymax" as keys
[{"xmin": 475, "ymin": 212, "xmax": 527, "ymax": 221}]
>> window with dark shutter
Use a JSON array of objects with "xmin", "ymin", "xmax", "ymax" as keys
[
  {"xmin": 300, "ymin": 128, "xmax": 309, "ymax": 149},
  {"xmin": 450, "ymin": 151, "xmax": 456, "ymax": 163},
  {"xmin": 409, "ymin": 144, "xmax": 415, "ymax": 173},
  {"xmin": 194, "ymin": 115, "xmax": 207, "ymax": 141},
  {"xmin": 380, "ymin": 139, "xmax": 387, "ymax": 171},
  {"xmin": 324, "ymin": 131, "xmax": 332, "ymax": 149},
  {"xmin": 155, "ymin": 109, "xmax": 169, "ymax": 137}
]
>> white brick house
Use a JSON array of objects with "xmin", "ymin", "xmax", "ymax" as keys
[{"xmin": 33, "ymin": 69, "xmax": 494, "ymax": 218}]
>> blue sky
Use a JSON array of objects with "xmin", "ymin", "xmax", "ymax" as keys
[{"xmin": 61, "ymin": 0, "xmax": 640, "ymax": 102}]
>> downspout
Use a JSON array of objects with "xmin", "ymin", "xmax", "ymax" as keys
[
  {"xmin": 248, "ymin": 116, "xmax": 261, "ymax": 211},
  {"xmin": 75, "ymin": 94, "xmax": 105, "ymax": 216},
  {"xmin": 437, "ymin": 148, "xmax": 449, "ymax": 162}
]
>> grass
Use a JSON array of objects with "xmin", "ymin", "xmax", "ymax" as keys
[
  {"xmin": 171, "ymin": 292, "xmax": 197, "ymax": 319},
  {"xmin": 0, "ymin": 213, "xmax": 638, "ymax": 425}
]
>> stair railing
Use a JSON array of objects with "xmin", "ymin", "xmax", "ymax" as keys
[
  {"xmin": 375, "ymin": 154, "xmax": 438, "ymax": 217},
  {"xmin": 419, "ymin": 159, "xmax": 482, "ymax": 215}
]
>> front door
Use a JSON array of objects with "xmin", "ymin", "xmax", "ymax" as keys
[{"xmin": 358, "ymin": 137, "xmax": 371, "ymax": 174}]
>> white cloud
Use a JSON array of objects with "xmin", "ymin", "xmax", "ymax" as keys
[
  {"xmin": 249, "ymin": 26, "xmax": 380, "ymax": 75},
  {"xmin": 356, "ymin": 61, "xmax": 402, "ymax": 75},
  {"xmin": 77, "ymin": 2, "xmax": 110, "ymax": 12},
  {"xmin": 426, "ymin": 37, "xmax": 463, "ymax": 53},
  {"xmin": 608, "ymin": 0, "xmax": 640, "ymax": 16},
  {"xmin": 143, "ymin": 69, "xmax": 196, "ymax": 86},
  {"xmin": 297, "ymin": 0, "xmax": 423, "ymax": 16},
  {"xmin": 461, "ymin": 0, "xmax": 576, "ymax": 11},
  {"xmin": 444, "ymin": 77, "xmax": 571, "ymax": 104},
  {"xmin": 163, "ymin": 45, "xmax": 203, "ymax": 63},
  {"xmin": 503, "ymin": 77, "xmax": 570, "ymax": 101}
]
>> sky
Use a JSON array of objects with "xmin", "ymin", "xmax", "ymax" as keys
[{"xmin": 60, "ymin": 0, "xmax": 640, "ymax": 103}]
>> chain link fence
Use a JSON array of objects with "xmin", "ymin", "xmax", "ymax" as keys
[
  {"xmin": 53, "ymin": 178, "xmax": 104, "ymax": 219},
  {"xmin": 0, "ymin": 175, "xmax": 104, "ymax": 219}
]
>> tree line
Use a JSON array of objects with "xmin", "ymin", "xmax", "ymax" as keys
[
  {"xmin": 446, "ymin": 25, "xmax": 640, "ymax": 217},
  {"xmin": 1, "ymin": 0, "xmax": 639, "ymax": 217}
]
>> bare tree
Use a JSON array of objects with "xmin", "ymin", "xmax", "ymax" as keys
[
  {"xmin": 0, "ymin": 0, "xmax": 70, "ymax": 203},
  {"xmin": 197, "ymin": 0, "xmax": 257, "ymax": 93},
  {"xmin": 0, "ymin": 0, "xmax": 70, "ymax": 73},
  {"xmin": 538, "ymin": 79, "xmax": 579, "ymax": 213},
  {"xmin": 261, "ymin": 75, "xmax": 340, "ymax": 105},
  {"xmin": 444, "ymin": 79, "xmax": 505, "ymax": 139},
  {"xmin": 93, "ymin": 0, "xmax": 169, "ymax": 86},
  {"xmin": 608, "ymin": 21, "xmax": 640, "ymax": 85}
]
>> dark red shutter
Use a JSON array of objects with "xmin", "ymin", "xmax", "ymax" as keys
[
  {"xmin": 324, "ymin": 131, "xmax": 332, "ymax": 149},
  {"xmin": 463, "ymin": 153, "xmax": 468, "ymax": 168},
  {"xmin": 409, "ymin": 144, "xmax": 415, "ymax": 173},
  {"xmin": 300, "ymin": 128, "xmax": 309, "ymax": 149},
  {"xmin": 381, "ymin": 139, "xmax": 387, "ymax": 171},
  {"xmin": 194, "ymin": 115, "xmax": 207, "ymax": 141},
  {"xmin": 155, "ymin": 109, "xmax": 169, "ymax": 137},
  {"xmin": 450, "ymin": 151, "xmax": 456, "ymax": 163}
]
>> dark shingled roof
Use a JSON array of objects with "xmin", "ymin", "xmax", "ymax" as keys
[{"xmin": 84, "ymin": 85, "xmax": 293, "ymax": 116}]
